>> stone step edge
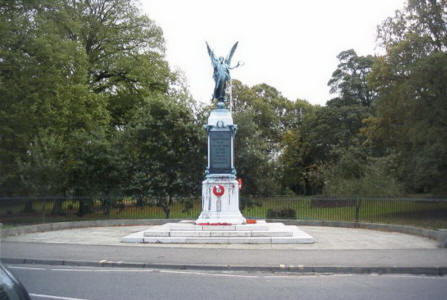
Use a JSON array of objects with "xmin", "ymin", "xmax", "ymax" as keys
[
  {"xmin": 167, "ymin": 225, "xmax": 270, "ymax": 231},
  {"xmin": 143, "ymin": 231, "xmax": 294, "ymax": 238},
  {"xmin": 142, "ymin": 236, "xmax": 315, "ymax": 244}
]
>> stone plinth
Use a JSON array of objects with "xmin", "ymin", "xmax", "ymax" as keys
[
  {"xmin": 121, "ymin": 220, "xmax": 315, "ymax": 244},
  {"xmin": 195, "ymin": 177, "xmax": 246, "ymax": 225},
  {"xmin": 198, "ymin": 105, "xmax": 246, "ymax": 226}
]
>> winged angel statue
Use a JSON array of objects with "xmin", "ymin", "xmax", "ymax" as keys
[{"xmin": 206, "ymin": 41, "xmax": 241, "ymax": 103}]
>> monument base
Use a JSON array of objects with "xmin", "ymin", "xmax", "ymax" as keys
[
  {"xmin": 121, "ymin": 220, "xmax": 315, "ymax": 244},
  {"xmin": 195, "ymin": 176, "xmax": 246, "ymax": 225}
]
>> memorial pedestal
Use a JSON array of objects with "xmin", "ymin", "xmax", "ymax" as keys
[
  {"xmin": 195, "ymin": 105, "xmax": 247, "ymax": 225},
  {"xmin": 195, "ymin": 177, "xmax": 246, "ymax": 225}
]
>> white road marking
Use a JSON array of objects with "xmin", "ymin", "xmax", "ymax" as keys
[
  {"xmin": 377, "ymin": 274, "xmax": 447, "ymax": 280},
  {"xmin": 158, "ymin": 269, "xmax": 257, "ymax": 278},
  {"xmin": 29, "ymin": 293, "xmax": 90, "ymax": 300},
  {"xmin": 50, "ymin": 267, "xmax": 257, "ymax": 278},
  {"xmin": 263, "ymin": 274, "xmax": 354, "ymax": 279},
  {"xmin": 50, "ymin": 267, "xmax": 159, "ymax": 273},
  {"xmin": 6, "ymin": 266, "xmax": 47, "ymax": 271}
]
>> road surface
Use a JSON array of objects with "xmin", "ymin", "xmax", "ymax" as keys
[{"xmin": 7, "ymin": 264, "xmax": 447, "ymax": 300}]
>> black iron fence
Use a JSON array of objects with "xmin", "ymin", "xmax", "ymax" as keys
[{"xmin": 1, "ymin": 196, "xmax": 446, "ymax": 229}]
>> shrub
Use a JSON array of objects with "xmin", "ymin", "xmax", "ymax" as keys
[
  {"xmin": 240, "ymin": 196, "xmax": 263, "ymax": 210},
  {"xmin": 266, "ymin": 208, "xmax": 296, "ymax": 219},
  {"xmin": 322, "ymin": 150, "xmax": 403, "ymax": 197}
]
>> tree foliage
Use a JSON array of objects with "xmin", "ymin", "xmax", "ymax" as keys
[
  {"xmin": 327, "ymin": 49, "xmax": 375, "ymax": 107},
  {"xmin": 1, "ymin": 0, "xmax": 446, "ymax": 202},
  {"xmin": 322, "ymin": 147, "xmax": 403, "ymax": 197},
  {"xmin": 0, "ymin": 0, "xmax": 194, "ymax": 204},
  {"xmin": 231, "ymin": 81, "xmax": 313, "ymax": 195},
  {"xmin": 365, "ymin": 0, "xmax": 447, "ymax": 194},
  {"xmin": 123, "ymin": 95, "xmax": 205, "ymax": 217}
]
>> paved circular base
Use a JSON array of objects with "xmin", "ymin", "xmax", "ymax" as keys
[{"xmin": 3, "ymin": 225, "xmax": 438, "ymax": 250}]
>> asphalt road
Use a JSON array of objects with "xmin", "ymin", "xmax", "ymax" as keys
[
  {"xmin": 7, "ymin": 264, "xmax": 447, "ymax": 300},
  {"xmin": 3, "ymin": 241, "xmax": 447, "ymax": 269}
]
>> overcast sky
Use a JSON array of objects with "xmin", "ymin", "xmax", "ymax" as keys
[{"xmin": 141, "ymin": 0, "xmax": 406, "ymax": 106}]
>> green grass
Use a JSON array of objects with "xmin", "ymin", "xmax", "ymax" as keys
[
  {"xmin": 1, "ymin": 196, "xmax": 446, "ymax": 229},
  {"xmin": 243, "ymin": 197, "xmax": 447, "ymax": 229}
]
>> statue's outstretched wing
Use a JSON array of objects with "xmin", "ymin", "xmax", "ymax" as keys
[
  {"xmin": 225, "ymin": 41, "xmax": 238, "ymax": 65},
  {"xmin": 206, "ymin": 42, "xmax": 217, "ymax": 65}
]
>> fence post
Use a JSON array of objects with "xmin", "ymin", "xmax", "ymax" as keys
[
  {"xmin": 42, "ymin": 198, "xmax": 47, "ymax": 224},
  {"xmin": 355, "ymin": 197, "xmax": 361, "ymax": 222}
]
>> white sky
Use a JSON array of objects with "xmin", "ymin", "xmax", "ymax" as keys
[{"xmin": 140, "ymin": 0, "xmax": 405, "ymax": 106}]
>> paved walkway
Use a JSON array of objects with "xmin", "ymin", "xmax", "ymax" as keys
[
  {"xmin": 2, "ymin": 225, "xmax": 439, "ymax": 249},
  {"xmin": 1, "ymin": 225, "xmax": 446, "ymax": 275}
]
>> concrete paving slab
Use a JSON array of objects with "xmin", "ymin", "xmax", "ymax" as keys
[
  {"xmin": 272, "ymin": 236, "xmax": 315, "ymax": 244},
  {"xmin": 1, "ymin": 225, "xmax": 439, "ymax": 249},
  {"xmin": 3, "ymin": 220, "xmax": 444, "ymax": 274},
  {"xmin": 2, "ymin": 241, "xmax": 447, "ymax": 274},
  {"xmin": 120, "ymin": 232, "xmax": 144, "ymax": 243}
]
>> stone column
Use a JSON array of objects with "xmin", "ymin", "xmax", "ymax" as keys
[{"xmin": 196, "ymin": 105, "xmax": 246, "ymax": 225}]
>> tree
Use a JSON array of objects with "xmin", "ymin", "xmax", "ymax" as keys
[
  {"xmin": 124, "ymin": 95, "xmax": 205, "ymax": 218},
  {"xmin": 280, "ymin": 102, "xmax": 370, "ymax": 195},
  {"xmin": 230, "ymin": 81, "xmax": 310, "ymax": 195},
  {"xmin": 365, "ymin": 0, "xmax": 447, "ymax": 193},
  {"xmin": 66, "ymin": 0, "xmax": 174, "ymax": 127},
  {"xmin": 377, "ymin": 0, "xmax": 446, "ymax": 52},
  {"xmin": 322, "ymin": 147, "xmax": 402, "ymax": 197},
  {"xmin": 327, "ymin": 49, "xmax": 375, "ymax": 107},
  {"xmin": 15, "ymin": 130, "xmax": 68, "ymax": 212},
  {"xmin": 232, "ymin": 81, "xmax": 298, "ymax": 156},
  {"xmin": 0, "ymin": 0, "xmax": 110, "ymax": 195},
  {"xmin": 16, "ymin": 131, "xmax": 67, "ymax": 197},
  {"xmin": 0, "ymin": 0, "xmax": 177, "ymax": 196},
  {"xmin": 233, "ymin": 110, "xmax": 279, "ymax": 196}
]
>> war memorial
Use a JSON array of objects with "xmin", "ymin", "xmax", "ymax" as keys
[{"xmin": 122, "ymin": 42, "xmax": 314, "ymax": 244}]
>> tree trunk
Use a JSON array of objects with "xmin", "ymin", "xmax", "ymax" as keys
[
  {"xmin": 23, "ymin": 199, "xmax": 34, "ymax": 213},
  {"xmin": 162, "ymin": 195, "xmax": 171, "ymax": 219}
]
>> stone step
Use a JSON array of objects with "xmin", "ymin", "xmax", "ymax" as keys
[
  {"xmin": 121, "ymin": 221, "xmax": 315, "ymax": 244},
  {"xmin": 143, "ymin": 230, "xmax": 293, "ymax": 238},
  {"xmin": 142, "ymin": 236, "xmax": 314, "ymax": 244},
  {"xmin": 167, "ymin": 223, "xmax": 270, "ymax": 231}
]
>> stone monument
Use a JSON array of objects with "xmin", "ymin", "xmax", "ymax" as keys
[
  {"xmin": 121, "ymin": 42, "xmax": 315, "ymax": 244},
  {"xmin": 195, "ymin": 41, "xmax": 245, "ymax": 225}
]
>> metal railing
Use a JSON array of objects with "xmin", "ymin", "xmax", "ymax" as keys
[{"xmin": 1, "ymin": 195, "xmax": 446, "ymax": 229}]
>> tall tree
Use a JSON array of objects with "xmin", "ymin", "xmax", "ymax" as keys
[
  {"xmin": 365, "ymin": 0, "xmax": 447, "ymax": 193},
  {"xmin": 124, "ymin": 95, "xmax": 205, "ymax": 217},
  {"xmin": 65, "ymin": 0, "xmax": 173, "ymax": 126},
  {"xmin": 0, "ymin": 0, "xmax": 110, "ymax": 194},
  {"xmin": 0, "ymin": 0, "xmax": 178, "ymax": 196},
  {"xmin": 280, "ymin": 102, "xmax": 369, "ymax": 195},
  {"xmin": 327, "ymin": 49, "xmax": 375, "ymax": 107},
  {"xmin": 230, "ymin": 80, "xmax": 312, "ymax": 195},
  {"xmin": 231, "ymin": 81, "xmax": 302, "ymax": 156}
]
